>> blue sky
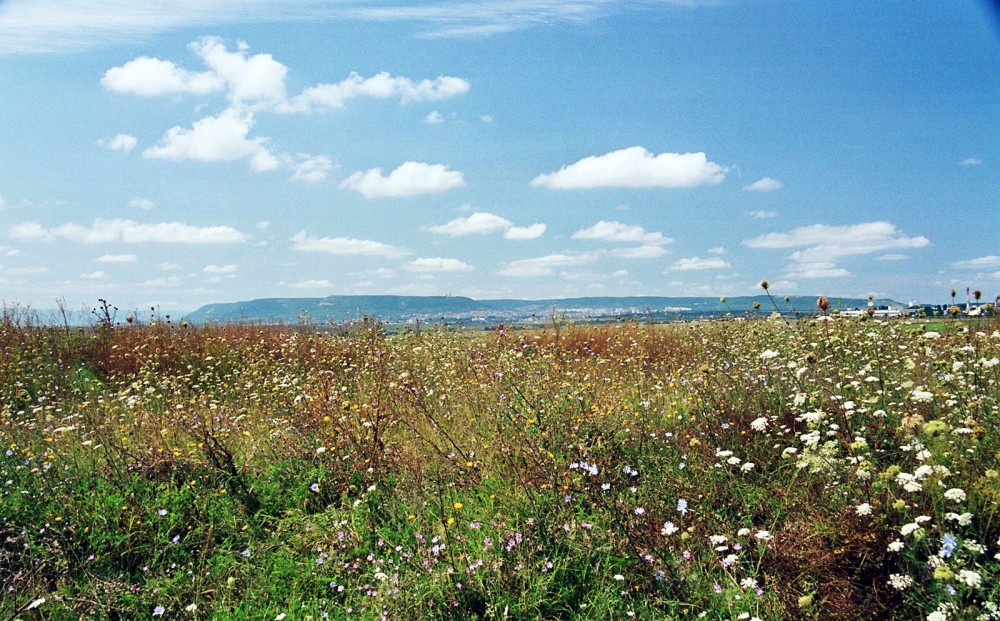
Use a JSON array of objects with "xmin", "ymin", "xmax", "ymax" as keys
[{"xmin": 1, "ymin": 0, "xmax": 998, "ymax": 312}]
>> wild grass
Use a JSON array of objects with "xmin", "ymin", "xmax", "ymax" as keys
[{"xmin": 1, "ymin": 307, "xmax": 998, "ymax": 619}]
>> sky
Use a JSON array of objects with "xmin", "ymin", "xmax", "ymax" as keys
[{"xmin": 1, "ymin": 0, "xmax": 998, "ymax": 313}]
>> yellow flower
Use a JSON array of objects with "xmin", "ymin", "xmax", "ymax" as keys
[{"xmin": 453, "ymin": 502, "xmax": 464, "ymax": 510}]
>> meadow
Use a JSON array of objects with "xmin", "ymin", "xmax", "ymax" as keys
[{"xmin": 1, "ymin": 304, "xmax": 998, "ymax": 620}]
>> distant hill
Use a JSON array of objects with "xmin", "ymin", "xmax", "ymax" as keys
[{"xmin": 184, "ymin": 294, "xmax": 903, "ymax": 325}]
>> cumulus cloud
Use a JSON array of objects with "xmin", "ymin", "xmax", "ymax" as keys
[
  {"xmin": 101, "ymin": 55, "xmax": 224, "ymax": 97},
  {"xmin": 339, "ymin": 161, "xmax": 465, "ymax": 198},
  {"xmin": 749, "ymin": 210, "xmax": 777, "ymax": 219},
  {"xmin": 80, "ymin": 270, "xmax": 106, "ymax": 280},
  {"xmin": 744, "ymin": 221, "xmax": 929, "ymax": 279},
  {"xmin": 129, "ymin": 197, "xmax": 155, "ymax": 210},
  {"xmin": 571, "ymin": 221, "xmax": 671, "ymax": 245},
  {"xmin": 498, "ymin": 253, "xmax": 598, "ymax": 277},
  {"xmin": 9, "ymin": 219, "xmax": 248, "ymax": 244},
  {"xmin": 103, "ymin": 38, "xmax": 469, "ymax": 180},
  {"xmin": 708, "ymin": 246, "xmax": 726, "ymax": 255},
  {"xmin": 951, "ymin": 255, "xmax": 1000, "ymax": 269},
  {"xmin": 403, "ymin": 257, "xmax": 474, "ymax": 273},
  {"xmin": 424, "ymin": 111, "xmax": 444, "ymax": 124},
  {"xmin": 423, "ymin": 211, "xmax": 544, "ymax": 240},
  {"xmin": 97, "ymin": 253, "xmax": 138, "ymax": 263},
  {"xmin": 960, "ymin": 157, "xmax": 982, "ymax": 167},
  {"xmin": 743, "ymin": 177, "xmax": 782, "ymax": 192},
  {"xmin": 143, "ymin": 108, "xmax": 269, "ymax": 164},
  {"xmin": 504, "ymin": 223, "xmax": 546, "ymax": 240},
  {"xmin": 98, "ymin": 133, "xmax": 138, "ymax": 152},
  {"xmin": 290, "ymin": 231, "xmax": 407, "ymax": 258},
  {"xmin": 530, "ymin": 147, "xmax": 726, "ymax": 189},
  {"xmin": 669, "ymin": 257, "xmax": 731, "ymax": 271}
]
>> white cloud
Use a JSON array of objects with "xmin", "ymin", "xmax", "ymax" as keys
[
  {"xmin": 669, "ymin": 257, "xmax": 731, "ymax": 271},
  {"xmin": 98, "ymin": 133, "xmax": 138, "ymax": 152},
  {"xmin": 0, "ymin": 195, "xmax": 6, "ymax": 210},
  {"xmin": 530, "ymin": 147, "xmax": 726, "ymax": 189},
  {"xmin": 339, "ymin": 161, "xmax": 465, "ymax": 198},
  {"xmin": 708, "ymin": 246, "xmax": 726, "ymax": 254},
  {"xmin": 479, "ymin": 114, "xmax": 493, "ymax": 123},
  {"xmin": 425, "ymin": 212, "xmax": 510, "ymax": 236},
  {"xmin": 498, "ymin": 253, "xmax": 598, "ymax": 277},
  {"xmin": 290, "ymin": 231, "xmax": 407, "ymax": 258},
  {"xmin": 876, "ymin": 253, "xmax": 909, "ymax": 261},
  {"xmin": 143, "ymin": 108, "xmax": 269, "ymax": 164},
  {"xmin": 960, "ymin": 157, "xmax": 982, "ymax": 167},
  {"xmin": 612, "ymin": 245, "xmax": 669, "ymax": 259},
  {"xmin": 203, "ymin": 263, "xmax": 237, "ymax": 274},
  {"xmin": 744, "ymin": 221, "xmax": 929, "ymax": 279},
  {"xmin": 571, "ymin": 220, "xmax": 672, "ymax": 245},
  {"xmin": 743, "ymin": 177, "xmax": 783, "ymax": 192},
  {"xmin": 424, "ymin": 111, "xmax": 444, "ymax": 124},
  {"xmin": 287, "ymin": 72, "xmax": 470, "ymax": 112},
  {"xmin": 403, "ymin": 257, "xmax": 474, "ymax": 273},
  {"xmin": 80, "ymin": 270, "xmax": 106, "ymax": 280},
  {"xmin": 291, "ymin": 155, "xmax": 335, "ymax": 182},
  {"xmin": 782, "ymin": 262, "xmax": 850, "ymax": 279},
  {"xmin": 504, "ymin": 223, "xmax": 546, "ymax": 240},
  {"xmin": 159, "ymin": 262, "xmax": 182, "ymax": 271},
  {"xmin": 129, "ymin": 197, "xmax": 155, "ymax": 210},
  {"xmin": 105, "ymin": 39, "xmax": 463, "ymax": 181},
  {"xmin": 749, "ymin": 210, "xmax": 777, "ymax": 219},
  {"xmin": 191, "ymin": 37, "xmax": 288, "ymax": 107},
  {"xmin": 101, "ymin": 55, "xmax": 224, "ymax": 97},
  {"xmin": 289, "ymin": 279, "xmax": 333, "ymax": 289},
  {"xmin": 10, "ymin": 218, "xmax": 248, "ymax": 244},
  {"xmin": 97, "ymin": 253, "xmax": 138, "ymax": 263},
  {"xmin": 424, "ymin": 212, "xmax": 545, "ymax": 240},
  {"xmin": 951, "ymin": 255, "xmax": 1000, "ymax": 269}
]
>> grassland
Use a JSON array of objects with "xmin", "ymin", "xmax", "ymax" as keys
[{"xmin": 2, "ymin": 307, "xmax": 999, "ymax": 620}]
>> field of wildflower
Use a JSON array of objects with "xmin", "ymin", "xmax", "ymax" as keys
[{"xmin": 2, "ymin": 303, "xmax": 999, "ymax": 620}]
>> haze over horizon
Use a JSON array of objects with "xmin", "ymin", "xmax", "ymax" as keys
[{"xmin": 1, "ymin": 1, "xmax": 998, "ymax": 311}]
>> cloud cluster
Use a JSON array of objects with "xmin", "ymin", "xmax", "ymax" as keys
[
  {"xmin": 744, "ymin": 221, "xmax": 929, "ymax": 279},
  {"xmin": 424, "ymin": 211, "xmax": 545, "ymax": 240},
  {"xmin": 531, "ymin": 147, "xmax": 726, "ymax": 189},
  {"xmin": 103, "ymin": 37, "xmax": 469, "ymax": 183}
]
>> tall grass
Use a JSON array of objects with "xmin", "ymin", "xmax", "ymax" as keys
[{"xmin": 1, "ymin": 309, "xmax": 998, "ymax": 619}]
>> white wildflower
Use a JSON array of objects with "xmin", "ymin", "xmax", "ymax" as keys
[{"xmin": 943, "ymin": 488, "xmax": 966, "ymax": 503}]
